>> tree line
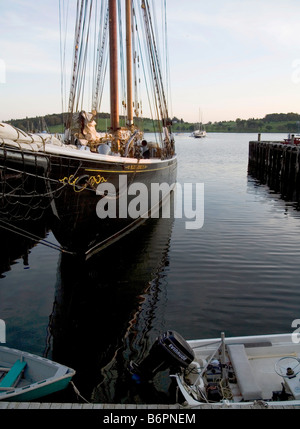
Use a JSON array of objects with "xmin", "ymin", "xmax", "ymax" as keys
[{"xmin": 5, "ymin": 112, "xmax": 300, "ymax": 134}]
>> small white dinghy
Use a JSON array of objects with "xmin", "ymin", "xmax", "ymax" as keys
[
  {"xmin": 0, "ymin": 345, "xmax": 75, "ymax": 401},
  {"xmin": 130, "ymin": 331, "xmax": 300, "ymax": 408}
]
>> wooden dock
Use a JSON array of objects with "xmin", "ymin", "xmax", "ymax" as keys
[
  {"xmin": 0, "ymin": 401, "xmax": 298, "ymax": 409},
  {"xmin": 248, "ymin": 138, "xmax": 300, "ymax": 202}
]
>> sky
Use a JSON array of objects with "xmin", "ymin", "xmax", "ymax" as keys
[{"xmin": 1, "ymin": 0, "xmax": 300, "ymax": 124}]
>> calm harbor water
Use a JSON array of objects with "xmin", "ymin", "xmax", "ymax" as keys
[{"xmin": 1, "ymin": 132, "xmax": 300, "ymax": 404}]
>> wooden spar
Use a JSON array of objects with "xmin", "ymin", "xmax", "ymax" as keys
[
  {"xmin": 126, "ymin": 0, "xmax": 133, "ymax": 127},
  {"xmin": 109, "ymin": 0, "xmax": 119, "ymax": 132}
]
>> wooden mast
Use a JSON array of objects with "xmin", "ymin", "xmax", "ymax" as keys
[
  {"xmin": 126, "ymin": 0, "xmax": 133, "ymax": 127},
  {"xmin": 109, "ymin": 0, "xmax": 119, "ymax": 132}
]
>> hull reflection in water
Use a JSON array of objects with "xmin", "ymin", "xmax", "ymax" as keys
[
  {"xmin": 0, "ymin": 219, "xmax": 50, "ymax": 279},
  {"xmin": 47, "ymin": 206, "xmax": 175, "ymax": 404},
  {"xmin": 0, "ymin": 167, "xmax": 177, "ymax": 403},
  {"xmin": 0, "ymin": 169, "xmax": 57, "ymax": 277}
]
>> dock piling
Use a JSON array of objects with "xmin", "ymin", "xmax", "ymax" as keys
[{"xmin": 248, "ymin": 139, "xmax": 300, "ymax": 202}]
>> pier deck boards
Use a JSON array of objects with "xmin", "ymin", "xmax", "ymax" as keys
[{"xmin": 0, "ymin": 401, "xmax": 298, "ymax": 409}]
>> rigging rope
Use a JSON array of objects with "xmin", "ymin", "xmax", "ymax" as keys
[
  {"xmin": 59, "ymin": 0, "xmax": 70, "ymax": 128},
  {"xmin": 141, "ymin": 0, "xmax": 169, "ymax": 124},
  {"xmin": 60, "ymin": 0, "xmax": 172, "ymax": 145},
  {"xmin": 67, "ymin": 0, "xmax": 85, "ymax": 125},
  {"xmin": 65, "ymin": 0, "xmax": 94, "ymax": 127},
  {"xmin": 92, "ymin": 1, "xmax": 109, "ymax": 112},
  {"xmin": 0, "ymin": 219, "xmax": 74, "ymax": 255}
]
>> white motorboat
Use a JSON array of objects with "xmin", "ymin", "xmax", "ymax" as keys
[{"xmin": 130, "ymin": 330, "xmax": 300, "ymax": 408}]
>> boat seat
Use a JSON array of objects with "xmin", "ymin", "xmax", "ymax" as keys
[
  {"xmin": 0, "ymin": 360, "xmax": 27, "ymax": 388},
  {"xmin": 227, "ymin": 344, "xmax": 263, "ymax": 401}
]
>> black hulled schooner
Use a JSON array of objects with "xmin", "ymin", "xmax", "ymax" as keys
[{"xmin": 0, "ymin": 0, "xmax": 177, "ymax": 255}]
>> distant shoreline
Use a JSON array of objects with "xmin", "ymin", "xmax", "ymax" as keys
[{"xmin": 3, "ymin": 112, "xmax": 299, "ymax": 135}]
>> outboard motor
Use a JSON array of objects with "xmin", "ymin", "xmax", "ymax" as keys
[{"xmin": 130, "ymin": 330, "xmax": 195, "ymax": 383}]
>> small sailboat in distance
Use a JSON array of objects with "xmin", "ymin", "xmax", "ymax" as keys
[{"xmin": 192, "ymin": 108, "xmax": 206, "ymax": 138}]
